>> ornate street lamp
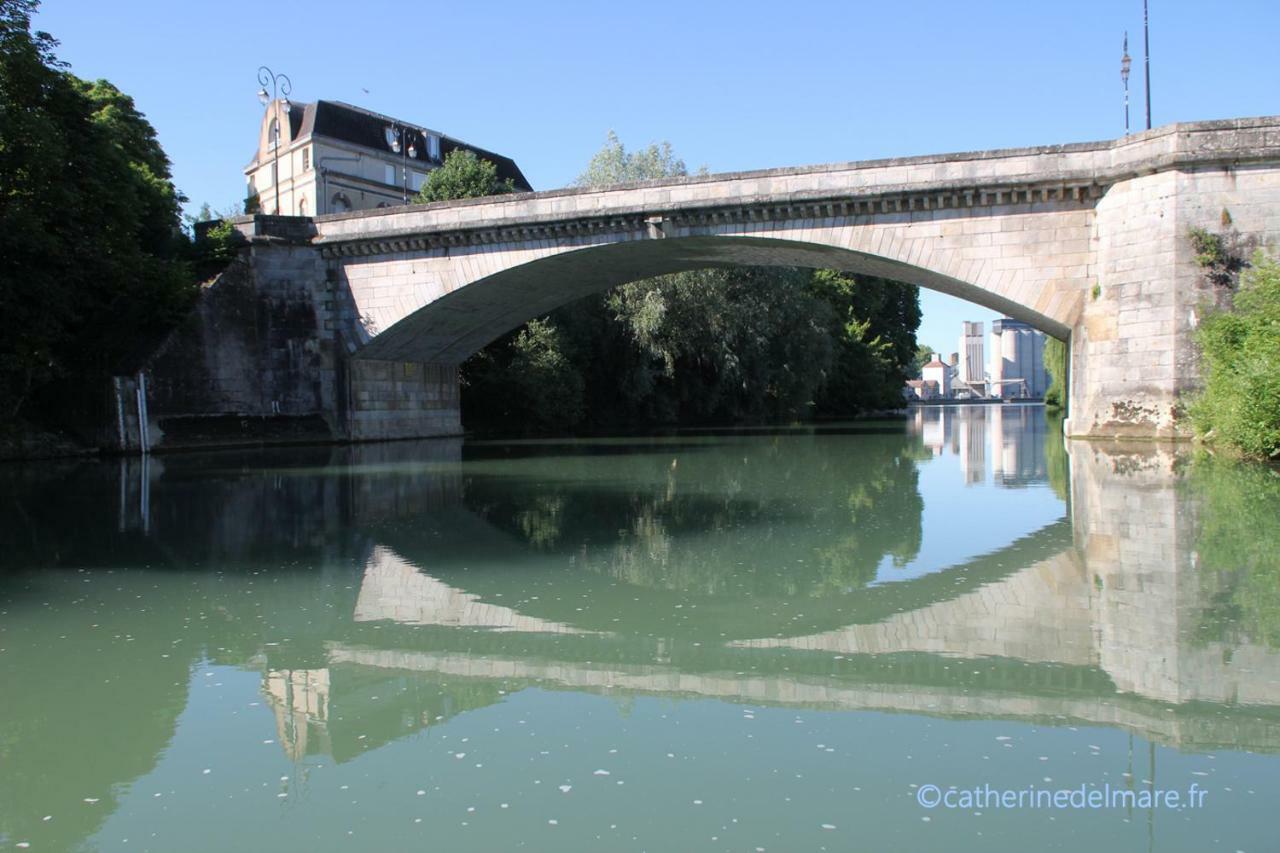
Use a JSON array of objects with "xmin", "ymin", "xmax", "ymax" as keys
[
  {"xmin": 1121, "ymin": 33, "xmax": 1132, "ymax": 136},
  {"xmin": 256, "ymin": 66, "xmax": 292, "ymax": 214},
  {"xmin": 385, "ymin": 122, "xmax": 419, "ymax": 203}
]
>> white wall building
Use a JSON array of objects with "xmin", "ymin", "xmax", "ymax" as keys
[
  {"xmin": 245, "ymin": 100, "xmax": 532, "ymax": 216},
  {"xmin": 921, "ymin": 354, "xmax": 952, "ymax": 398}
]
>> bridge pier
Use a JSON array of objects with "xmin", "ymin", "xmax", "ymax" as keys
[
  {"xmin": 343, "ymin": 359, "xmax": 461, "ymax": 441},
  {"xmin": 1064, "ymin": 159, "xmax": 1273, "ymax": 440}
]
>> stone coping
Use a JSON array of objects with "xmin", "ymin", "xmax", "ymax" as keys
[{"xmin": 229, "ymin": 115, "xmax": 1280, "ymax": 247}]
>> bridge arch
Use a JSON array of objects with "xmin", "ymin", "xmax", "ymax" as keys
[{"xmin": 345, "ymin": 230, "xmax": 1077, "ymax": 366}]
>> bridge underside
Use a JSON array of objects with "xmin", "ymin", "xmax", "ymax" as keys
[{"xmin": 352, "ymin": 236, "xmax": 1073, "ymax": 366}]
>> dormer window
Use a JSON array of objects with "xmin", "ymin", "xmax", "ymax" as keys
[
  {"xmin": 427, "ymin": 134, "xmax": 440, "ymax": 161},
  {"xmin": 268, "ymin": 117, "xmax": 280, "ymax": 150}
]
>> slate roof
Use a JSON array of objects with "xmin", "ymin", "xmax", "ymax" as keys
[{"xmin": 255, "ymin": 100, "xmax": 532, "ymax": 191}]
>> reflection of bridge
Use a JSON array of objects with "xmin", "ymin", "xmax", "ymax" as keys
[{"xmin": 260, "ymin": 442, "xmax": 1280, "ymax": 760}]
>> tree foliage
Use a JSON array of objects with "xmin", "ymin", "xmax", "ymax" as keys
[
  {"xmin": 414, "ymin": 149, "xmax": 516, "ymax": 203},
  {"xmin": 1043, "ymin": 335, "xmax": 1067, "ymax": 410},
  {"xmin": 1190, "ymin": 252, "xmax": 1280, "ymax": 459},
  {"xmin": 453, "ymin": 131, "xmax": 922, "ymax": 433},
  {"xmin": 0, "ymin": 0, "xmax": 193, "ymax": 425}
]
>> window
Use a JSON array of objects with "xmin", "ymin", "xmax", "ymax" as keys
[
  {"xmin": 410, "ymin": 171, "xmax": 426, "ymax": 192},
  {"xmin": 268, "ymin": 118, "xmax": 280, "ymax": 150},
  {"xmin": 384, "ymin": 164, "xmax": 398, "ymax": 186},
  {"xmin": 301, "ymin": 148, "xmax": 310, "ymax": 172},
  {"xmin": 298, "ymin": 197, "xmax": 308, "ymax": 216},
  {"xmin": 330, "ymin": 193, "xmax": 351, "ymax": 212},
  {"xmin": 427, "ymin": 134, "xmax": 441, "ymax": 161}
]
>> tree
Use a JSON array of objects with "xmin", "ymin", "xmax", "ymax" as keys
[
  {"xmin": 575, "ymin": 131, "xmax": 691, "ymax": 187},
  {"xmin": 414, "ymin": 149, "xmax": 515, "ymax": 203},
  {"xmin": 1043, "ymin": 336, "xmax": 1067, "ymax": 410},
  {"xmin": 810, "ymin": 271, "xmax": 921, "ymax": 415},
  {"xmin": 0, "ymin": 0, "xmax": 192, "ymax": 426}
]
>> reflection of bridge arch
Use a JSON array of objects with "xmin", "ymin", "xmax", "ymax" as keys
[{"xmin": 359, "ymin": 517, "xmax": 1074, "ymax": 643}]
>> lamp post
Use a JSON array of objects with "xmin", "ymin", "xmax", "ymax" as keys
[
  {"xmin": 1143, "ymin": 0, "xmax": 1152, "ymax": 130},
  {"xmin": 256, "ymin": 66, "xmax": 292, "ymax": 214},
  {"xmin": 385, "ymin": 122, "xmax": 418, "ymax": 204},
  {"xmin": 1121, "ymin": 33, "xmax": 1132, "ymax": 136}
]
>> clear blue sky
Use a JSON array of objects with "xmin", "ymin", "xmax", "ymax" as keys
[{"xmin": 33, "ymin": 0, "xmax": 1280, "ymax": 349}]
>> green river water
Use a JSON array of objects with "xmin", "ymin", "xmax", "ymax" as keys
[{"xmin": 3, "ymin": 405, "xmax": 1279, "ymax": 852}]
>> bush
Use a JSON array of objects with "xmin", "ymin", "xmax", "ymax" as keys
[{"xmin": 1190, "ymin": 253, "xmax": 1280, "ymax": 460}]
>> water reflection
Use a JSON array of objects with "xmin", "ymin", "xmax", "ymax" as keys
[{"xmin": 2, "ymin": 411, "xmax": 1280, "ymax": 851}]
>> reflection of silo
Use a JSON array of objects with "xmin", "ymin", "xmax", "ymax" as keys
[{"xmin": 957, "ymin": 407, "xmax": 987, "ymax": 484}]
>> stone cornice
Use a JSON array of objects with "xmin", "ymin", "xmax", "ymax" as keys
[
  {"xmin": 246, "ymin": 115, "xmax": 1280, "ymax": 259},
  {"xmin": 314, "ymin": 178, "xmax": 1107, "ymax": 259}
]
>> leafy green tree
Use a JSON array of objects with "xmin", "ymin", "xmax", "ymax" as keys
[
  {"xmin": 1043, "ymin": 335, "xmax": 1067, "ymax": 410},
  {"xmin": 458, "ymin": 131, "xmax": 921, "ymax": 432},
  {"xmin": 414, "ymin": 149, "xmax": 516, "ymax": 203},
  {"xmin": 1190, "ymin": 252, "xmax": 1280, "ymax": 459},
  {"xmin": 0, "ymin": 0, "xmax": 192, "ymax": 425},
  {"xmin": 810, "ymin": 270, "xmax": 921, "ymax": 415},
  {"xmin": 575, "ymin": 131, "xmax": 691, "ymax": 186}
]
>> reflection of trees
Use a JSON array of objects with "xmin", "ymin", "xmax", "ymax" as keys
[
  {"xmin": 1044, "ymin": 411, "xmax": 1070, "ymax": 502},
  {"xmin": 462, "ymin": 429, "xmax": 924, "ymax": 596},
  {"xmin": 1188, "ymin": 457, "xmax": 1280, "ymax": 647}
]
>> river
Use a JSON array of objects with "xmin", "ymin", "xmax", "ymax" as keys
[{"xmin": 2, "ymin": 405, "xmax": 1278, "ymax": 852}]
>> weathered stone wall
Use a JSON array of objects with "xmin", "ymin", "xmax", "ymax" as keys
[
  {"xmin": 1069, "ymin": 161, "xmax": 1280, "ymax": 438},
  {"xmin": 345, "ymin": 359, "xmax": 460, "ymax": 441},
  {"xmin": 127, "ymin": 240, "xmax": 337, "ymax": 449}
]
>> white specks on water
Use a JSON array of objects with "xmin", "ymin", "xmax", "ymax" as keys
[
  {"xmin": 548, "ymin": 819, "xmax": 558, "ymax": 826},
  {"xmin": 593, "ymin": 769, "xmax": 610, "ymax": 776},
  {"xmin": 83, "ymin": 798, "xmax": 100, "ymax": 804},
  {"xmin": 558, "ymin": 785, "xmax": 572, "ymax": 793},
  {"xmin": 693, "ymin": 799, "xmax": 703, "ymax": 805},
  {"xmin": 500, "ymin": 803, "xmax": 509, "ymax": 809},
  {"xmin": 995, "ymin": 736, "xmax": 1011, "ymax": 741},
  {"xmin": 821, "ymin": 823, "xmax": 836, "ymax": 830},
  {"xmin": 416, "ymin": 790, "xmax": 426, "ymax": 796},
  {"xmin": 454, "ymin": 753, "xmax": 466, "ymax": 759},
  {"xmin": 202, "ymin": 769, "xmax": 211, "ymax": 775}
]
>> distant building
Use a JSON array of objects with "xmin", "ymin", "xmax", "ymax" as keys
[
  {"xmin": 245, "ymin": 99, "xmax": 533, "ymax": 216},
  {"xmin": 957, "ymin": 321, "xmax": 986, "ymax": 396},
  {"xmin": 988, "ymin": 319, "xmax": 1047, "ymax": 399},
  {"xmin": 921, "ymin": 354, "xmax": 952, "ymax": 398}
]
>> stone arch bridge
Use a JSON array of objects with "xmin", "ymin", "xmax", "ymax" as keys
[{"xmin": 128, "ymin": 117, "xmax": 1280, "ymax": 448}]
